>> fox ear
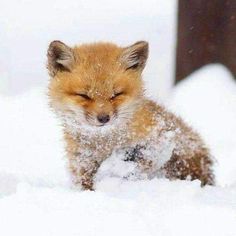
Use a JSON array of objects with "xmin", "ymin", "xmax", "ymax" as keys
[
  {"xmin": 47, "ymin": 40, "xmax": 75, "ymax": 77},
  {"xmin": 120, "ymin": 41, "xmax": 149, "ymax": 71}
]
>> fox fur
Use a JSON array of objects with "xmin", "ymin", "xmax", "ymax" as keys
[{"xmin": 47, "ymin": 40, "xmax": 214, "ymax": 190}]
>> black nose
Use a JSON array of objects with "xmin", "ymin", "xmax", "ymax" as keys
[{"xmin": 97, "ymin": 114, "xmax": 110, "ymax": 124}]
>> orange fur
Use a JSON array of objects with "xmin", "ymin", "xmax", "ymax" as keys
[
  {"xmin": 47, "ymin": 41, "xmax": 214, "ymax": 190},
  {"xmin": 48, "ymin": 42, "xmax": 144, "ymax": 125}
]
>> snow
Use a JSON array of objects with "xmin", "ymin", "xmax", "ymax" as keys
[{"xmin": 0, "ymin": 64, "xmax": 236, "ymax": 235}]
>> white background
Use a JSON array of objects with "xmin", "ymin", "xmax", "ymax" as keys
[{"xmin": 0, "ymin": 0, "xmax": 177, "ymax": 99}]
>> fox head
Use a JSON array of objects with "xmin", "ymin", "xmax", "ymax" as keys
[{"xmin": 47, "ymin": 41, "xmax": 148, "ymax": 128}]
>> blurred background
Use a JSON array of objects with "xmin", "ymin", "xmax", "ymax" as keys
[
  {"xmin": 0, "ymin": 0, "xmax": 177, "ymax": 99},
  {"xmin": 0, "ymin": 0, "xmax": 235, "ymax": 98}
]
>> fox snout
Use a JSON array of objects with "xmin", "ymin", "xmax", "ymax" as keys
[
  {"xmin": 97, "ymin": 114, "xmax": 110, "ymax": 124},
  {"xmin": 82, "ymin": 100, "xmax": 117, "ymax": 126},
  {"xmin": 94, "ymin": 102, "xmax": 113, "ymax": 124}
]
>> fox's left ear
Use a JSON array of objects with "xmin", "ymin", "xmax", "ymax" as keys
[
  {"xmin": 47, "ymin": 40, "xmax": 75, "ymax": 77},
  {"xmin": 120, "ymin": 41, "xmax": 149, "ymax": 71}
]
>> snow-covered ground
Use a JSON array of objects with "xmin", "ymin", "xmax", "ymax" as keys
[{"xmin": 0, "ymin": 64, "xmax": 236, "ymax": 236}]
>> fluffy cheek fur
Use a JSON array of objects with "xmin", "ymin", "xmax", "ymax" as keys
[
  {"xmin": 48, "ymin": 71, "xmax": 143, "ymax": 127},
  {"xmin": 49, "ymin": 86, "xmax": 141, "ymax": 128}
]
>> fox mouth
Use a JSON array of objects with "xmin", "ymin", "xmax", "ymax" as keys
[
  {"xmin": 87, "ymin": 121, "xmax": 112, "ymax": 128},
  {"xmin": 96, "ymin": 124, "xmax": 106, "ymax": 127}
]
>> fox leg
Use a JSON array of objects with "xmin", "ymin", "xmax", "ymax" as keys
[
  {"xmin": 163, "ymin": 152, "xmax": 215, "ymax": 186},
  {"xmin": 64, "ymin": 133, "xmax": 108, "ymax": 190},
  {"xmin": 68, "ymin": 153, "xmax": 103, "ymax": 190}
]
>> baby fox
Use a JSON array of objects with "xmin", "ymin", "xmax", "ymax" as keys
[{"xmin": 47, "ymin": 40, "xmax": 214, "ymax": 190}]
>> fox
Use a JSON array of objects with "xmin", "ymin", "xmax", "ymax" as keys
[{"xmin": 47, "ymin": 40, "xmax": 215, "ymax": 190}]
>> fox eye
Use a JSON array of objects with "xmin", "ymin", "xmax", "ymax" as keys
[
  {"xmin": 110, "ymin": 92, "xmax": 124, "ymax": 100},
  {"xmin": 76, "ymin": 93, "xmax": 91, "ymax": 100}
]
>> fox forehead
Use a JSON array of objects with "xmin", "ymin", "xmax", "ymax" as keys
[
  {"xmin": 56, "ymin": 65, "xmax": 129, "ymax": 98},
  {"xmin": 48, "ymin": 40, "xmax": 147, "ymax": 99},
  {"xmin": 56, "ymin": 69, "xmax": 135, "ymax": 99},
  {"xmin": 56, "ymin": 43, "xmax": 136, "ymax": 94},
  {"xmin": 73, "ymin": 42, "xmax": 123, "ymax": 76}
]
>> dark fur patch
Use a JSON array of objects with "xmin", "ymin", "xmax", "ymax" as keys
[{"xmin": 124, "ymin": 145, "xmax": 146, "ymax": 162}]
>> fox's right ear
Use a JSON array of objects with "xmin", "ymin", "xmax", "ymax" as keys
[
  {"xmin": 47, "ymin": 41, "xmax": 75, "ymax": 77},
  {"xmin": 120, "ymin": 41, "xmax": 149, "ymax": 72}
]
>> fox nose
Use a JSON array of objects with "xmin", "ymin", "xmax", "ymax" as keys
[{"xmin": 97, "ymin": 114, "xmax": 110, "ymax": 124}]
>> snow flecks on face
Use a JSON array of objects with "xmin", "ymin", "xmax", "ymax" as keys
[
  {"xmin": 60, "ymin": 98, "xmax": 139, "ymax": 138},
  {"xmin": 54, "ymin": 97, "xmax": 141, "ymax": 141}
]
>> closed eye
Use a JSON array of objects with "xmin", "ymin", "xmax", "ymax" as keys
[
  {"xmin": 110, "ymin": 92, "xmax": 124, "ymax": 100},
  {"xmin": 76, "ymin": 93, "xmax": 92, "ymax": 100}
]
